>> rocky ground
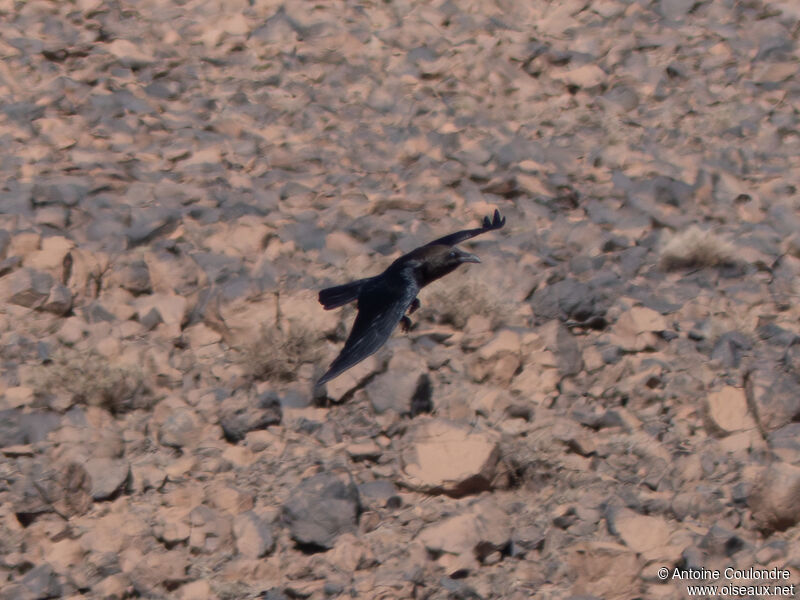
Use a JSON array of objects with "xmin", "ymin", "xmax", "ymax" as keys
[{"xmin": 1, "ymin": 0, "xmax": 800, "ymax": 598}]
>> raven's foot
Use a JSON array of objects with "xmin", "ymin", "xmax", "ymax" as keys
[
  {"xmin": 400, "ymin": 316, "xmax": 413, "ymax": 333},
  {"xmin": 408, "ymin": 298, "xmax": 420, "ymax": 314}
]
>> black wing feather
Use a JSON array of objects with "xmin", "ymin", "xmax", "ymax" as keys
[
  {"xmin": 317, "ymin": 275, "xmax": 418, "ymax": 385},
  {"xmin": 424, "ymin": 209, "xmax": 506, "ymax": 248}
]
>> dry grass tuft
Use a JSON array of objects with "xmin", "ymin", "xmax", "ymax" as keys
[
  {"xmin": 419, "ymin": 278, "xmax": 510, "ymax": 329},
  {"xmin": 31, "ymin": 348, "xmax": 149, "ymax": 413},
  {"xmin": 240, "ymin": 320, "xmax": 324, "ymax": 381},
  {"xmin": 659, "ymin": 226, "xmax": 738, "ymax": 271}
]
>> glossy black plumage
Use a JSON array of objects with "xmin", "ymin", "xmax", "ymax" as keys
[{"xmin": 316, "ymin": 210, "xmax": 505, "ymax": 386}]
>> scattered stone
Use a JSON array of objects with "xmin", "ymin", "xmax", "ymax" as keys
[
  {"xmin": 748, "ymin": 463, "xmax": 800, "ymax": 532},
  {"xmin": 158, "ymin": 407, "xmax": 203, "ymax": 449},
  {"xmin": 606, "ymin": 507, "xmax": 672, "ymax": 554},
  {"xmin": 220, "ymin": 392, "xmax": 282, "ymax": 443},
  {"xmin": 401, "ymin": 420, "xmax": 500, "ymax": 497},
  {"xmin": 233, "ymin": 511, "xmax": 275, "ymax": 558},
  {"xmin": 5, "ymin": 267, "xmax": 53, "ymax": 308},
  {"xmin": 705, "ymin": 386, "xmax": 757, "ymax": 436},
  {"xmin": 417, "ymin": 498, "xmax": 511, "ymax": 575},
  {"xmin": 84, "ymin": 458, "xmax": 130, "ymax": 500},
  {"xmin": 283, "ymin": 470, "xmax": 361, "ymax": 550}
]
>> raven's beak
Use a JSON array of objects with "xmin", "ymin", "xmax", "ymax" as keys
[{"xmin": 459, "ymin": 251, "xmax": 481, "ymax": 264}]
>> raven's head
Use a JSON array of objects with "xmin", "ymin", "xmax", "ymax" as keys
[{"xmin": 398, "ymin": 244, "xmax": 480, "ymax": 287}]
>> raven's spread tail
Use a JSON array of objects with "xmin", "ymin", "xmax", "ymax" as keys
[{"xmin": 318, "ymin": 277, "xmax": 370, "ymax": 310}]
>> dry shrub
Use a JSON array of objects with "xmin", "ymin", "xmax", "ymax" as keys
[
  {"xmin": 241, "ymin": 320, "xmax": 324, "ymax": 381},
  {"xmin": 418, "ymin": 278, "xmax": 509, "ymax": 329},
  {"xmin": 31, "ymin": 348, "xmax": 149, "ymax": 413},
  {"xmin": 659, "ymin": 226, "xmax": 737, "ymax": 270}
]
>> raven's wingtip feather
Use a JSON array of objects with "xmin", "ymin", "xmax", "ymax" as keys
[{"xmin": 484, "ymin": 209, "xmax": 505, "ymax": 231}]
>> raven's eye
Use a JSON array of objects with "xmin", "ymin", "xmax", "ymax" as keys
[{"xmin": 449, "ymin": 250, "xmax": 457, "ymax": 258}]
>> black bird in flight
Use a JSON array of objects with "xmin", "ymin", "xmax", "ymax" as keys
[{"xmin": 316, "ymin": 210, "xmax": 506, "ymax": 386}]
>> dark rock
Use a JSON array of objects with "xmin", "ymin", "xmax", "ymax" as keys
[
  {"xmin": 0, "ymin": 229, "xmax": 11, "ymax": 259},
  {"xmin": 409, "ymin": 373, "xmax": 433, "ymax": 416},
  {"xmin": 366, "ymin": 365, "xmax": 425, "ymax": 415},
  {"xmin": 258, "ymin": 590, "xmax": 291, "ymax": 600},
  {"xmin": 0, "ymin": 255, "xmax": 22, "ymax": 277},
  {"xmin": 126, "ymin": 210, "xmax": 179, "ymax": 246},
  {"xmin": 530, "ymin": 278, "xmax": 612, "ymax": 327},
  {"xmin": 81, "ymin": 302, "xmax": 117, "ymax": 323},
  {"xmin": 699, "ymin": 524, "xmax": 746, "ymax": 557},
  {"xmin": 8, "ymin": 268, "xmax": 53, "ymax": 308},
  {"xmin": 746, "ymin": 366, "xmax": 800, "ymax": 432},
  {"xmin": 220, "ymin": 392, "xmax": 282, "ymax": 443},
  {"xmin": 15, "ymin": 463, "xmax": 93, "ymax": 523},
  {"xmin": 139, "ymin": 307, "xmax": 163, "ymax": 330},
  {"xmin": 767, "ymin": 423, "xmax": 800, "ymax": 457},
  {"xmin": 757, "ymin": 322, "xmax": 798, "ymax": 347},
  {"xmin": 357, "ymin": 480, "xmax": 398, "ymax": 509},
  {"xmin": 31, "ymin": 178, "xmax": 88, "ymax": 207},
  {"xmin": 556, "ymin": 325, "xmax": 582, "ymax": 376},
  {"xmin": 601, "ymin": 345, "xmax": 622, "ymax": 364},
  {"xmin": 116, "ymin": 260, "xmax": 151, "ymax": 295},
  {"xmin": 20, "ymin": 563, "xmax": 61, "ymax": 600},
  {"xmin": 283, "ymin": 470, "xmax": 361, "ymax": 551},
  {"xmin": 711, "ymin": 332, "xmax": 752, "ymax": 368},
  {"xmin": 42, "ymin": 283, "xmax": 72, "ymax": 316},
  {"xmin": 0, "ymin": 410, "xmax": 61, "ymax": 447}
]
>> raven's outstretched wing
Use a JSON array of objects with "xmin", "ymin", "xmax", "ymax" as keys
[
  {"xmin": 317, "ymin": 275, "xmax": 418, "ymax": 386},
  {"xmin": 424, "ymin": 209, "xmax": 506, "ymax": 248}
]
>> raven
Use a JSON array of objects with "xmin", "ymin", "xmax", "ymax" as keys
[{"xmin": 317, "ymin": 210, "xmax": 505, "ymax": 386}]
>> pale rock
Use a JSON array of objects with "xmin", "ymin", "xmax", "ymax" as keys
[
  {"xmin": 748, "ymin": 463, "xmax": 800, "ymax": 532},
  {"xmin": 417, "ymin": 497, "xmax": 510, "ymax": 574},
  {"xmin": 179, "ymin": 579, "xmax": 217, "ymax": 600},
  {"xmin": 321, "ymin": 354, "xmax": 379, "ymax": 399},
  {"xmin": 346, "ymin": 440, "xmax": 382, "ymax": 462},
  {"xmin": 128, "ymin": 550, "xmax": 189, "ymax": 591},
  {"xmin": 134, "ymin": 292, "xmax": 187, "ymax": 336},
  {"xmin": 553, "ymin": 64, "xmax": 607, "ymax": 88},
  {"xmin": 24, "ymin": 235, "xmax": 73, "ymax": 272},
  {"xmin": 327, "ymin": 532, "xmax": 376, "ymax": 572},
  {"xmin": 154, "ymin": 506, "xmax": 192, "ymax": 546},
  {"xmin": 5, "ymin": 386, "xmax": 34, "ymax": 408},
  {"xmin": 107, "ymin": 39, "xmax": 155, "ymax": 67},
  {"xmin": 233, "ymin": 511, "xmax": 274, "ymax": 558},
  {"xmin": 402, "ymin": 420, "xmax": 500, "ymax": 496},
  {"xmin": 157, "ymin": 405, "xmax": 203, "ymax": 449},
  {"xmin": 612, "ymin": 306, "xmax": 667, "ymax": 351},
  {"xmin": 57, "ymin": 316, "xmax": 86, "ymax": 344},
  {"xmin": 510, "ymin": 365, "xmax": 560, "ymax": 397},
  {"xmin": 10, "ymin": 231, "xmax": 41, "ymax": 256},
  {"xmin": 33, "ymin": 205, "xmax": 68, "ymax": 229},
  {"xmin": 189, "ymin": 505, "xmax": 233, "ymax": 553},
  {"xmin": 47, "ymin": 538, "xmax": 85, "ymax": 574},
  {"xmin": 83, "ymin": 458, "xmax": 130, "ymax": 500},
  {"xmin": 609, "ymin": 507, "xmax": 672, "ymax": 553},
  {"xmin": 204, "ymin": 218, "xmax": 270, "ymax": 258},
  {"xmin": 705, "ymin": 386, "xmax": 757, "ymax": 435},
  {"xmin": 183, "ymin": 322, "xmax": 222, "ymax": 348},
  {"xmin": 568, "ymin": 541, "xmax": 641, "ymax": 599},
  {"xmin": 94, "ymin": 574, "xmax": 131, "ymax": 599},
  {"xmin": 130, "ymin": 463, "xmax": 167, "ymax": 493},
  {"xmin": 206, "ymin": 484, "xmax": 254, "ymax": 515},
  {"xmin": 477, "ymin": 329, "xmax": 521, "ymax": 360}
]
